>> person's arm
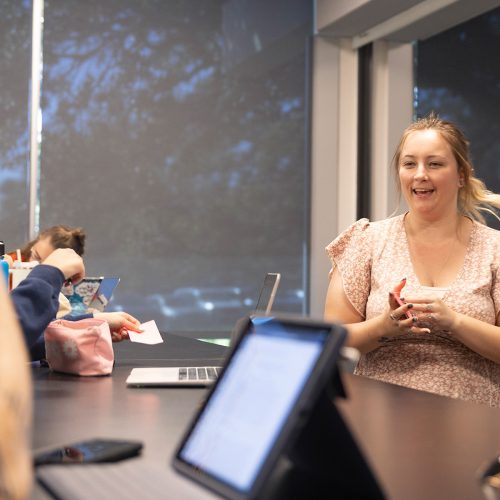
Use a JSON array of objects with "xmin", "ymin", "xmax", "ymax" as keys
[
  {"xmin": 324, "ymin": 267, "xmax": 416, "ymax": 353},
  {"xmin": 324, "ymin": 218, "xmax": 421, "ymax": 352},
  {"xmin": 64, "ymin": 313, "xmax": 94, "ymax": 321},
  {"xmin": 62, "ymin": 311, "xmax": 142, "ymax": 342},
  {"xmin": 407, "ymin": 298, "xmax": 500, "ymax": 364},
  {"xmin": 11, "ymin": 265, "xmax": 65, "ymax": 359},
  {"xmin": 93, "ymin": 311, "xmax": 143, "ymax": 341},
  {"xmin": 327, "ymin": 269, "xmax": 500, "ymax": 361},
  {"xmin": 10, "ymin": 248, "xmax": 85, "ymax": 360}
]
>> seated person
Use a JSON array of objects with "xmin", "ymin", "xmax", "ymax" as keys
[
  {"xmin": 7, "ymin": 225, "xmax": 86, "ymax": 317},
  {"xmin": 23, "ymin": 225, "xmax": 140, "ymax": 335},
  {"xmin": 7, "ymin": 225, "xmax": 142, "ymax": 360},
  {"xmin": 8, "ymin": 248, "xmax": 85, "ymax": 360}
]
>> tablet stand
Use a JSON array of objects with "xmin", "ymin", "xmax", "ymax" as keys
[{"xmin": 260, "ymin": 375, "xmax": 386, "ymax": 500}]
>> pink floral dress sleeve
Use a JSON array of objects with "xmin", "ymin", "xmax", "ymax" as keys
[
  {"xmin": 325, "ymin": 218, "xmax": 372, "ymax": 318},
  {"xmin": 492, "ymin": 242, "xmax": 500, "ymax": 325}
]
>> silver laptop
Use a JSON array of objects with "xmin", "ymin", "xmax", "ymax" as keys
[{"xmin": 126, "ymin": 273, "xmax": 280, "ymax": 387}]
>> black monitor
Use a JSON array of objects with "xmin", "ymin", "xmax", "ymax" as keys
[{"xmin": 172, "ymin": 315, "xmax": 385, "ymax": 499}]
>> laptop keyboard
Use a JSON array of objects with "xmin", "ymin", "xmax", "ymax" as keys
[{"xmin": 179, "ymin": 367, "xmax": 222, "ymax": 381}]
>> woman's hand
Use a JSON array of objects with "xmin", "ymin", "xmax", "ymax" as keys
[
  {"xmin": 403, "ymin": 297, "xmax": 459, "ymax": 333},
  {"xmin": 384, "ymin": 292, "xmax": 418, "ymax": 336},
  {"xmin": 384, "ymin": 278, "xmax": 446, "ymax": 336},
  {"xmin": 94, "ymin": 311, "xmax": 143, "ymax": 342}
]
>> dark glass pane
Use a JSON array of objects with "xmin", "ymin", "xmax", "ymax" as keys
[
  {"xmin": 0, "ymin": 0, "xmax": 31, "ymax": 249},
  {"xmin": 416, "ymin": 7, "xmax": 500, "ymax": 229},
  {"xmin": 40, "ymin": 0, "xmax": 311, "ymax": 334}
]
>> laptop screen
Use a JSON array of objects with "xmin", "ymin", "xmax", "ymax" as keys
[
  {"xmin": 173, "ymin": 316, "xmax": 346, "ymax": 499},
  {"xmin": 253, "ymin": 272, "xmax": 280, "ymax": 314}
]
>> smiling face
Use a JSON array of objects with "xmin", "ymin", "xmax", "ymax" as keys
[{"xmin": 398, "ymin": 129, "xmax": 464, "ymax": 218}]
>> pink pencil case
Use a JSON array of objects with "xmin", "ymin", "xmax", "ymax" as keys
[{"xmin": 44, "ymin": 318, "xmax": 114, "ymax": 376}]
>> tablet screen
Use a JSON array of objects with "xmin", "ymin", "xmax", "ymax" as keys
[{"xmin": 177, "ymin": 318, "xmax": 331, "ymax": 494}]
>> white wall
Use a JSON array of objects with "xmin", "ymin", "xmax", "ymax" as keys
[{"xmin": 309, "ymin": 36, "xmax": 358, "ymax": 318}]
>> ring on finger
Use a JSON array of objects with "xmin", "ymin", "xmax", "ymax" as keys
[
  {"xmin": 389, "ymin": 313, "xmax": 398, "ymax": 321},
  {"xmin": 425, "ymin": 304, "xmax": 433, "ymax": 312}
]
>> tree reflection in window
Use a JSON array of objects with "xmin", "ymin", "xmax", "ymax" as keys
[
  {"xmin": 40, "ymin": 0, "xmax": 312, "ymax": 332},
  {"xmin": 0, "ymin": 0, "xmax": 31, "ymax": 248}
]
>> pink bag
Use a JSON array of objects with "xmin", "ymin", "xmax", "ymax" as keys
[{"xmin": 44, "ymin": 318, "xmax": 114, "ymax": 376}]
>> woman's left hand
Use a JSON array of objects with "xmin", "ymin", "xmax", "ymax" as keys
[
  {"xmin": 94, "ymin": 311, "xmax": 143, "ymax": 342},
  {"xmin": 404, "ymin": 297, "xmax": 458, "ymax": 332}
]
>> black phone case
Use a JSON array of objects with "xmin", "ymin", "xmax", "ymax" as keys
[{"xmin": 34, "ymin": 438, "xmax": 143, "ymax": 466}]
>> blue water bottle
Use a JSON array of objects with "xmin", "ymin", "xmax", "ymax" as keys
[{"xmin": 0, "ymin": 241, "xmax": 9, "ymax": 288}]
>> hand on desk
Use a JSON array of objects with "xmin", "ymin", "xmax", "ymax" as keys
[{"xmin": 94, "ymin": 312, "xmax": 142, "ymax": 342}]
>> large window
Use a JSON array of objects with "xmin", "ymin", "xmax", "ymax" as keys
[
  {"xmin": 40, "ymin": 0, "xmax": 312, "ymax": 334},
  {"xmin": 415, "ymin": 7, "xmax": 500, "ymax": 229},
  {"xmin": 0, "ymin": 0, "xmax": 32, "ymax": 249}
]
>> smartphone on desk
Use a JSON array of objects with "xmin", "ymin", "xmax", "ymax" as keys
[{"xmin": 34, "ymin": 438, "xmax": 143, "ymax": 466}]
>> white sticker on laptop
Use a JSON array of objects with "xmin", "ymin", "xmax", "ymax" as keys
[{"xmin": 129, "ymin": 320, "xmax": 163, "ymax": 345}]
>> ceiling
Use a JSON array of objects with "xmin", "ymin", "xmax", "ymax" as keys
[{"xmin": 316, "ymin": 0, "xmax": 500, "ymax": 46}]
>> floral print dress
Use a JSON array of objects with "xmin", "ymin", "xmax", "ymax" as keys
[{"xmin": 326, "ymin": 214, "xmax": 500, "ymax": 406}]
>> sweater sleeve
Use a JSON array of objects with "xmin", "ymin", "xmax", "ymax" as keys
[
  {"xmin": 10, "ymin": 265, "xmax": 65, "ymax": 361},
  {"xmin": 64, "ymin": 313, "xmax": 94, "ymax": 321}
]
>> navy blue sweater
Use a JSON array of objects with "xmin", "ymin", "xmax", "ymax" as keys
[{"xmin": 10, "ymin": 265, "xmax": 91, "ymax": 361}]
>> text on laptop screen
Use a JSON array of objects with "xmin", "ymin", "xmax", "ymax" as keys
[{"xmin": 179, "ymin": 318, "xmax": 329, "ymax": 493}]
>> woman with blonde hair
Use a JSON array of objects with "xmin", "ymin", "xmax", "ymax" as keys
[{"xmin": 325, "ymin": 114, "xmax": 500, "ymax": 406}]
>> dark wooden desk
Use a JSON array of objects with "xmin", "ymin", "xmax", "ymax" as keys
[
  {"xmin": 32, "ymin": 334, "xmax": 500, "ymax": 499},
  {"xmin": 111, "ymin": 331, "xmax": 228, "ymax": 366},
  {"xmin": 337, "ymin": 375, "xmax": 500, "ymax": 500},
  {"xmin": 32, "ymin": 333, "xmax": 227, "ymax": 499}
]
